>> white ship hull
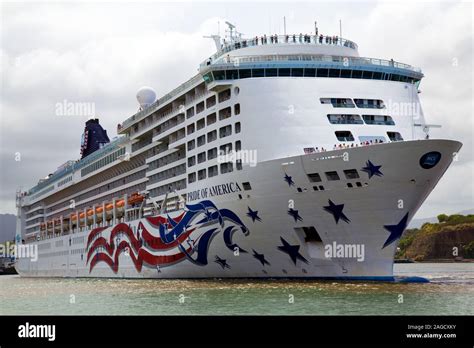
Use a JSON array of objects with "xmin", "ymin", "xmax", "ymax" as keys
[{"xmin": 15, "ymin": 139, "xmax": 461, "ymax": 279}]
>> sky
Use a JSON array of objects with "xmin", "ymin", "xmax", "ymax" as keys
[{"xmin": 0, "ymin": 0, "xmax": 472, "ymax": 218}]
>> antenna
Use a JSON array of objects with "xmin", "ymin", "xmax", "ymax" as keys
[
  {"xmin": 339, "ymin": 19, "xmax": 342, "ymax": 38},
  {"xmin": 284, "ymin": 16, "xmax": 287, "ymax": 36}
]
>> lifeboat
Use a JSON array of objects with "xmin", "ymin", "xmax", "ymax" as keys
[
  {"xmin": 128, "ymin": 193, "xmax": 144, "ymax": 205},
  {"xmin": 40, "ymin": 223, "xmax": 46, "ymax": 231}
]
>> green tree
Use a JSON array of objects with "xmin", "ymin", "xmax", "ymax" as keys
[{"xmin": 437, "ymin": 214, "xmax": 448, "ymax": 223}]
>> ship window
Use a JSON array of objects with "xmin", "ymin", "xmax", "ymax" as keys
[
  {"xmin": 187, "ymin": 124, "xmax": 195, "ymax": 135},
  {"xmin": 307, "ymin": 173, "xmax": 322, "ymax": 182},
  {"xmin": 187, "ymin": 140, "xmax": 195, "ymax": 151},
  {"xmin": 220, "ymin": 162, "xmax": 233, "ymax": 174},
  {"xmin": 351, "ymin": 70, "xmax": 362, "ymax": 78},
  {"xmin": 235, "ymin": 122, "xmax": 241, "ymax": 133},
  {"xmin": 327, "ymin": 114, "xmax": 363, "ymax": 124},
  {"xmin": 186, "ymin": 107, "xmax": 195, "ymax": 119},
  {"xmin": 234, "ymin": 104, "xmax": 240, "ymax": 115},
  {"xmin": 226, "ymin": 70, "xmax": 238, "ymax": 80},
  {"xmin": 243, "ymin": 182, "xmax": 252, "ymax": 190},
  {"xmin": 219, "ymin": 107, "xmax": 231, "ymax": 120},
  {"xmin": 329, "ymin": 69, "xmax": 340, "ymax": 78},
  {"xmin": 362, "ymin": 70, "xmax": 373, "ymax": 79},
  {"xmin": 198, "ymin": 169, "xmax": 207, "ymax": 180},
  {"xmin": 265, "ymin": 68, "xmax": 278, "ymax": 77},
  {"xmin": 301, "ymin": 226, "xmax": 322, "ymax": 242},
  {"xmin": 208, "ymin": 165, "xmax": 218, "ymax": 177},
  {"xmin": 387, "ymin": 132, "xmax": 403, "ymax": 141},
  {"xmin": 187, "ymin": 156, "xmax": 196, "ymax": 167},
  {"xmin": 325, "ymin": 171, "xmax": 340, "ymax": 181},
  {"xmin": 220, "ymin": 143, "xmax": 233, "ymax": 155},
  {"xmin": 252, "ymin": 69, "xmax": 264, "ymax": 77},
  {"xmin": 344, "ymin": 169, "xmax": 360, "ymax": 179},
  {"xmin": 291, "ymin": 68, "xmax": 304, "ymax": 77},
  {"xmin": 279, "ymin": 68, "xmax": 290, "ymax": 76},
  {"xmin": 219, "ymin": 125, "xmax": 232, "ymax": 138},
  {"xmin": 236, "ymin": 159, "xmax": 243, "ymax": 170},
  {"xmin": 304, "ymin": 68, "xmax": 316, "ymax": 77},
  {"xmin": 235, "ymin": 140, "xmax": 241, "ymax": 151},
  {"xmin": 373, "ymin": 72, "xmax": 382, "ymax": 80},
  {"xmin": 196, "ymin": 101, "xmax": 205, "ymax": 114},
  {"xmin": 358, "ymin": 135, "xmax": 386, "ymax": 143},
  {"xmin": 188, "ymin": 172, "xmax": 196, "ymax": 183},
  {"xmin": 320, "ymin": 98, "xmax": 355, "ymax": 108},
  {"xmin": 340, "ymin": 69, "xmax": 351, "ymax": 78},
  {"xmin": 363, "ymin": 115, "xmax": 395, "ymax": 125},
  {"xmin": 207, "ymin": 130, "xmax": 217, "ymax": 142},
  {"xmin": 354, "ymin": 99, "xmax": 385, "ymax": 109},
  {"xmin": 207, "ymin": 112, "xmax": 217, "ymax": 125},
  {"xmin": 239, "ymin": 69, "xmax": 251, "ymax": 79},
  {"xmin": 203, "ymin": 72, "xmax": 213, "ymax": 82},
  {"xmin": 206, "ymin": 95, "xmax": 216, "ymax": 108},
  {"xmin": 356, "ymin": 182, "xmax": 362, "ymax": 187},
  {"xmin": 197, "ymin": 152, "xmax": 206, "ymax": 164},
  {"xmin": 197, "ymin": 118, "xmax": 205, "ymax": 130},
  {"xmin": 208, "ymin": 148, "xmax": 218, "ymax": 160},
  {"xmin": 197, "ymin": 135, "xmax": 206, "ymax": 147},
  {"xmin": 317, "ymin": 69, "xmax": 329, "ymax": 77},
  {"xmin": 319, "ymin": 185, "xmax": 325, "ymax": 190},
  {"xmin": 213, "ymin": 70, "xmax": 226, "ymax": 81},
  {"xmin": 347, "ymin": 183, "xmax": 353, "ymax": 188},
  {"xmin": 335, "ymin": 131, "xmax": 355, "ymax": 141},
  {"xmin": 218, "ymin": 89, "xmax": 231, "ymax": 103}
]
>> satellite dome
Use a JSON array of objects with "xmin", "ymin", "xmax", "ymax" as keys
[{"xmin": 136, "ymin": 86, "xmax": 156, "ymax": 109}]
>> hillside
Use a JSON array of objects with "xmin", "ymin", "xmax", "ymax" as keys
[{"xmin": 397, "ymin": 214, "xmax": 474, "ymax": 261}]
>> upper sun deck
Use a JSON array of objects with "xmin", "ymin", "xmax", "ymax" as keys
[{"xmin": 200, "ymin": 34, "xmax": 359, "ymax": 69}]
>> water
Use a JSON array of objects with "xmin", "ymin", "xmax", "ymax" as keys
[{"xmin": 0, "ymin": 263, "xmax": 472, "ymax": 315}]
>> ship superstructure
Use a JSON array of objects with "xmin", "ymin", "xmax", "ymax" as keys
[{"xmin": 15, "ymin": 24, "xmax": 461, "ymax": 278}]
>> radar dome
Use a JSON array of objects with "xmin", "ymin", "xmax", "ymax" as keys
[{"xmin": 136, "ymin": 86, "xmax": 157, "ymax": 109}]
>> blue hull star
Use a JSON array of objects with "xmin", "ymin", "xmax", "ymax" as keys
[
  {"xmin": 361, "ymin": 160, "xmax": 383, "ymax": 179},
  {"xmin": 277, "ymin": 237, "xmax": 308, "ymax": 265},
  {"xmin": 323, "ymin": 199, "xmax": 350, "ymax": 224},
  {"xmin": 382, "ymin": 212, "xmax": 409, "ymax": 249}
]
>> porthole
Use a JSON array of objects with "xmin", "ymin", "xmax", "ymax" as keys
[
  {"xmin": 234, "ymin": 86, "xmax": 240, "ymax": 95},
  {"xmin": 419, "ymin": 151, "xmax": 442, "ymax": 169}
]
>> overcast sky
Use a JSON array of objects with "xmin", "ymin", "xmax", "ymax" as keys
[{"xmin": 0, "ymin": 1, "xmax": 472, "ymax": 218}]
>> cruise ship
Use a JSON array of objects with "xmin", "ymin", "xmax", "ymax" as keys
[{"xmin": 15, "ymin": 24, "xmax": 462, "ymax": 279}]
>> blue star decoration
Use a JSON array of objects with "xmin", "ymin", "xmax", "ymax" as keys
[
  {"xmin": 277, "ymin": 237, "xmax": 308, "ymax": 265},
  {"xmin": 214, "ymin": 256, "xmax": 231, "ymax": 269},
  {"xmin": 361, "ymin": 160, "xmax": 383, "ymax": 179},
  {"xmin": 246, "ymin": 207, "xmax": 262, "ymax": 222},
  {"xmin": 252, "ymin": 249, "xmax": 270, "ymax": 266},
  {"xmin": 323, "ymin": 199, "xmax": 350, "ymax": 224},
  {"xmin": 288, "ymin": 208, "xmax": 303, "ymax": 222},
  {"xmin": 284, "ymin": 173, "xmax": 295, "ymax": 187},
  {"xmin": 382, "ymin": 212, "xmax": 409, "ymax": 249}
]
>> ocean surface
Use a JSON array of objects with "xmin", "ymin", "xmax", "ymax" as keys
[{"xmin": 0, "ymin": 263, "xmax": 473, "ymax": 315}]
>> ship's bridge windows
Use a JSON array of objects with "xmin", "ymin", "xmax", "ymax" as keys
[
  {"xmin": 239, "ymin": 69, "xmax": 252, "ymax": 79},
  {"xmin": 329, "ymin": 69, "xmax": 340, "ymax": 78},
  {"xmin": 208, "ymin": 165, "xmax": 218, "ymax": 178},
  {"xmin": 354, "ymin": 99, "xmax": 385, "ymax": 109},
  {"xmin": 387, "ymin": 132, "xmax": 404, "ymax": 141},
  {"xmin": 340, "ymin": 69, "xmax": 352, "ymax": 78},
  {"xmin": 343, "ymin": 169, "xmax": 360, "ymax": 179},
  {"xmin": 219, "ymin": 107, "xmax": 232, "ymax": 121},
  {"xmin": 219, "ymin": 125, "xmax": 232, "ymax": 138},
  {"xmin": 307, "ymin": 172, "xmax": 322, "ymax": 183},
  {"xmin": 188, "ymin": 172, "xmax": 196, "ymax": 184},
  {"xmin": 252, "ymin": 69, "xmax": 264, "ymax": 77},
  {"xmin": 335, "ymin": 131, "xmax": 355, "ymax": 142},
  {"xmin": 327, "ymin": 114, "xmax": 363, "ymax": 125},
  {"xmin": 279, "ymin": 68, "xmax": 291, "ymax": 77},
  {"xmin": 291, "ymin": 68, "xmax": 304, "ymax": 77},
  {"xmin": 226, "ymin": 70, "xmax": 239, "ymax": 80},
  {"xmin": 214, "ymin": 71, "xmax": 226, "ymax": 81},
  {"xmin": 265, "ymin": 68, "xmax": 278, "ymax": 77},
  {"xmin": 197, "ymin": 118, "xmax": 205, "ymax": 130},
  {"xmin": 363, "ymin": 115, "xmax": 395, "ymax": 125},
  {"xmin": 325, "ymin": 171, "xmax": 340, "ymax": 181},
  {"xmin": 320, "ymin": 98, "xmax": 355, "ymax": 108},
  {"xmin": 317, "ymin": 69, "xmax": 329, "ymax": 77},
  {"xmin": 198, "ymin": 169, "xmax": 207, "ymax": 180},
  {"xmin": 304, "ymin": 68, "xmax": 316, "ymax": 77}
]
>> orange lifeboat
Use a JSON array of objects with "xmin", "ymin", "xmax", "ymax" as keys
[{"xmin": 128, "ymin": 193, "xmax": 144, "ymax": 205}]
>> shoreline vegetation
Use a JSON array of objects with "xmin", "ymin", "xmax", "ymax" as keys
[{"xmin": 396, "ymin": 213, "xmax": 474, "ymax": 263}]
